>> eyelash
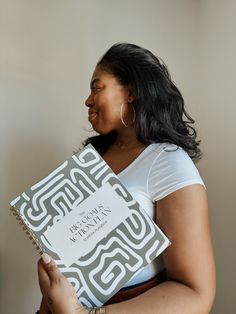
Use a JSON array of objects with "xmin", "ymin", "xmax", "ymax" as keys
[{"xmin": 92, "ymin": 86, "xmax": 100, "ymax": 94}]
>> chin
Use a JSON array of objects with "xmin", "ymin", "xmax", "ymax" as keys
[
  {"xmin": 96, "ymin": 129, "xmax": 110, "ymax": 135},
  {"xmin": 93, "ymin": 126, "xmax": 113, "ymax": 135},
  {"xmin": 91, "ymin": 125, "xmax": 107, "ymax": 135},
  {"xmin": 91, "ymin": 120, "xmax": 115, "ymax": 135}
]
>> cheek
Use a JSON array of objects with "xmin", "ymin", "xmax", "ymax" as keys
[
  {"xmin": 94, "ymin": 107, "xmax": 121, "ymax": 134},
  {"xmin": 98, "ymin": 98, "xmax": 121, "ymax": 121},
  {"xmin": 103, "ymin": 106, "xmax": 121, "ymax": 125}
]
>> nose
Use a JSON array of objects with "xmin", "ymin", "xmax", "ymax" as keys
[{"xmin": 85, "ymin": 93, "xmax": 94, "ymax": 107}]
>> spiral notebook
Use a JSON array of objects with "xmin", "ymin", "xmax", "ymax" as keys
[{"xmin": 10, "ymin": 144, "xmax": 170, "ymax": 307}]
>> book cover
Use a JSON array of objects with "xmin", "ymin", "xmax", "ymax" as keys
[{"xmin": 10, "ymin": 144, "xmax": 170, "ymax": 307}]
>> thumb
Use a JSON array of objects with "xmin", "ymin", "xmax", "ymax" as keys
[
  {"xmin": 41, "ymin": 253, "xmax": 62, "ymax": 282},
  {"xmin": 38, "ymin": 257, "xmax": 50, "ymax": 295}
]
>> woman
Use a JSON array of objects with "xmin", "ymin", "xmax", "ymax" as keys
[{"xmin": 37, "ymin": 43, "xmax": 216, "ymax": 314}]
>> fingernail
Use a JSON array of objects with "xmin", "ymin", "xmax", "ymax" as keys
[{"xmin": 41, "ymin": 253, "xmax": 51, "ymax": 264}]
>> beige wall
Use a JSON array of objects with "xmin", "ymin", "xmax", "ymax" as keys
[
  {"xmin": 197, "ymin": 1, "xmax": 236, "ymax": 313},
  {"xmin": 0, "ymin": 0, "xmax": 235, "ymax": 313}
]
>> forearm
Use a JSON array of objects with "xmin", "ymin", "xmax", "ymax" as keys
[{"xmin": 105, "ymin": 281, "xmax": 211, "ymax": 314}]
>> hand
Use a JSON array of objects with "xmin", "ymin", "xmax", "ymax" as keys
[
  {"xmin": 37, "ymin": 253, "xmax": 87, "ymax": 314},
  {"xmin": 38, "ymin": 297, "xmax": 52, "ymax": 314}
]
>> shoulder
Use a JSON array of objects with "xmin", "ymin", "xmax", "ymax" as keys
[
  {"xmin": 149, "ymin": 143, "xmax": 201, "ymax": 172},
  {"xmin": 147, "ymin": 143, "xmax": 205, "ymax": 201},
  {"xmin": 148, "ymin": 143, "xmax": 200, "ymax": 176},
  {"xmin": 150, "ymin": 143, "xmax": 194, "ymax": 162}
]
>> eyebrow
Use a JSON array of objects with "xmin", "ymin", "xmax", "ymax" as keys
[{"xmin": 90, "ymin": 78, "xmax": 100, "ymax": 89}]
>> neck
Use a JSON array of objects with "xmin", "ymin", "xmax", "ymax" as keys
[{"xmin": 114, "ymin": 129, "xmax": 144, "ymax": 150}]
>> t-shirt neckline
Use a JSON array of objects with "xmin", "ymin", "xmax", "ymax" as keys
[{"xmin": 117, "ymin": 143, "xmax": 157, "ymax": 177}]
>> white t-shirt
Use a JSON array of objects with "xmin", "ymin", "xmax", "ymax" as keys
[{"xmin": 118, "ymin": 143, "xmax": 205, "ymax": 287}]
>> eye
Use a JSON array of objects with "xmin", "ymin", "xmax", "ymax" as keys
[{"xmin": 92, "ymin": 86, "xmax": 101, "ymax": 94}]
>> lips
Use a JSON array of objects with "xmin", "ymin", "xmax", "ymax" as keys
[{"xmin": 88, "ymin": 109, "xmax": 98, "ymax": 121}]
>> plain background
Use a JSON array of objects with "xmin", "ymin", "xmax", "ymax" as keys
[{"xmin": 1, "ymin": 0, "xmax": 235, "ymax": 313}]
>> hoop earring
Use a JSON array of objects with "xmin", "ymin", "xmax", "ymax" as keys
[
  {"xmin": 120, "ymin": 103, "xmax": 136, "ymax": 127},
  {"xmin": 131, "ymin": 103, "xmax": 136, "ymax": 124},
  {"xmin": 120, "ymin": 103, "xmax": 128, "ymax": 127}
]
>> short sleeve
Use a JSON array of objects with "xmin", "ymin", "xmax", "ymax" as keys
[{"xmin": 147, "ymin": 145, "xmax": 205, "ymax": 202}]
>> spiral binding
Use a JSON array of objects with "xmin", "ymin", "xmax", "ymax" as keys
[{"xmin": 10, "ymin": 206, "xmax": 44, "ymax": 255}]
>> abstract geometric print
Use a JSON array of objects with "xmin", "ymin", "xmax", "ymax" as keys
[{"xmin": 11, "ymin": 145, "xmax": 169, "ymax": 307}]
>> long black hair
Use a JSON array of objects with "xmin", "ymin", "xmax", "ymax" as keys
[{"xmin": 84, "ymin": 43, "xmax": 201, "ymax": 161}]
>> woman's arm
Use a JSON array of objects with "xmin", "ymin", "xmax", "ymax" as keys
[{"xmin": 105, "ymin": 184, "xmax": 216, "ymax": 314}]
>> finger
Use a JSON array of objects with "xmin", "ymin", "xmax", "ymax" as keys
[
  {"xmin": 41, "ymin": 253, "xmax": 62, "ymax": 282},
  {"xmin": 39, "ymin": 297, "xmax": 52, "ymax": 314},
  {"xmin": 38, "ymin": 258, "xmax": 50, "ymax": 293}
]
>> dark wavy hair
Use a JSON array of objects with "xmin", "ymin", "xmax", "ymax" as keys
[{"xmin": 84, "ymin": 43, "xmax": 201, "ymax": 161}]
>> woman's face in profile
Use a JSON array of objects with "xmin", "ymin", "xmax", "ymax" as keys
[{"xmin": 85, "ymin": 67, "xmax": 130, "ymax": 134}]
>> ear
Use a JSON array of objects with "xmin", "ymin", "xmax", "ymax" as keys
[{"xmin": 127, "ymin": 84, "xmax": 135, "ymax": 103}]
